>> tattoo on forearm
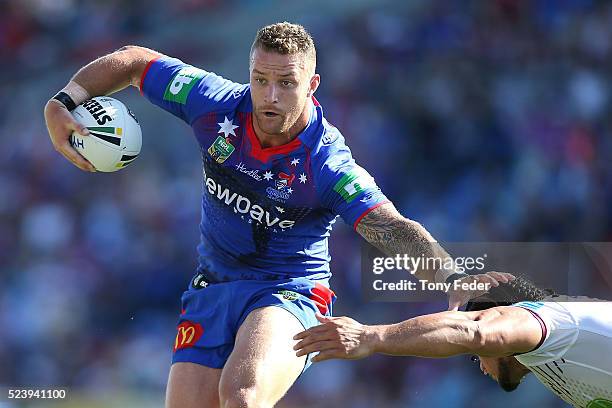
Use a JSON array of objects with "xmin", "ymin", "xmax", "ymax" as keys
[{"xmin": 356, "ymin": 204, "xmax": 447, "ymax": 274}]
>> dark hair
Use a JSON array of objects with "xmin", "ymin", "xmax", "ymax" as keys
[{"xmin": 465, "ymin": 276, "xmax": 556, "ymax": 312}]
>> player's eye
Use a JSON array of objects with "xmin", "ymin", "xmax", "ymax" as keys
[
  {"xmin": 281, "ymin": 80, "xmax": 294, "ymax": 87},
  {"xmin": 254, "ymin": 78, "xmax": 266, "ymax": 84}
]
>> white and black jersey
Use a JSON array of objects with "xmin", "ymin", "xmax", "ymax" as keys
[{"xmin": 514, "ymin": 298, "xmax": 612, "ymax": 407}]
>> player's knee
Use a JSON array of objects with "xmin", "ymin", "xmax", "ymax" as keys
[{"xmin": 219, "ymin": 386, "xmax": 269, "ymax": 408}]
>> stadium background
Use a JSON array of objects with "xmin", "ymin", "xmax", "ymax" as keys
[{"xmin": 1, "ymin": 0, "xmax": 611, "ymax": 406}]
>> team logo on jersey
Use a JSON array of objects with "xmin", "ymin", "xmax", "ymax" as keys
[
  {"xmin": 163, "ymin": 67, "xmax": 205, "ymax": 104},
  {"xmin": 208, "ymin": 136, "xmax": 235, "ymax": 163},
  {"xmin": 261, "ymin": 158, "xmax": 308, "ymax": 203},
  {"xmin": 275, "ymin": 172, "xmax": 295, "ymax": 190},
  {"xmin": 173, "ymin": 321, "xmax": 203, "ymax": 352},
  {"xmin": 333, "ymin": 168, "xmax": 376, "ymax": 203},
  {"xmin": 265, "ymin": 172, "xmax": 295, "ymax": 203},
  {"xmin": 266, "ymin": 186, "xmax": 290, "ymax": 203}
]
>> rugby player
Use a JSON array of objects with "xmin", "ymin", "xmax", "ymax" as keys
[
  {"xmin": 294, "ymin": 277, "xmax": 612, "ymax": 407},
  {"xmin": 44, "ymin": 22, "xmax": 509, "ymax": 408}
]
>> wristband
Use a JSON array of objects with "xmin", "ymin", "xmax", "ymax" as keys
[
  {"xmin": 445, "ymin": 272, "xmax": 469, "ymax": 284},
  {"xmin": 53, "ymin": 91, "xmax": 77, "ymax": 111},
  {"xmin": 434, "ymin": 264, "xmax": 468, "ymax": 284}
]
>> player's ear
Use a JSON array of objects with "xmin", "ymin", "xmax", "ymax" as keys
[{"xmin": 308, "ymin": 74, "xmax": 320, "ymax": 97}]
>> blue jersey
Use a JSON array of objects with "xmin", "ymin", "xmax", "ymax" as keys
[{"xmin": 141, "ymin": 56, "xmax": 389, "ymax": 282}]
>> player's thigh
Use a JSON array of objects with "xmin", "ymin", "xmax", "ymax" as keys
[
  {"xmin": 165, "ymin": 362, "xmax": 222, "ymax": 408},
  {"xmin": 219, "ymin": 306, "xmax": 306, "ymax": 407}
]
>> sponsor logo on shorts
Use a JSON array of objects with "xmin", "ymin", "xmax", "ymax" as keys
[
  {"xmin": 191, "ymin": 273, "xmax": 208, "ymax": 290},
  {"xmin": 163, "ymin": 67, "xmax": 204, "ymax": 104},
  {"xmin": 278, "ymin": 290, "xmax": 299, "ymax": 301},
  {"xmin": 173, "ymin": 321, "xmax": 204, "ymax": 352}
]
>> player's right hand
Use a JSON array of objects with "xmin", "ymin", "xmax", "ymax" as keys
[
  {"xmin": 293, "ymin": 314, "xmax": 376, "ymax": 362},
  {"xmin": 44, "ymin": 99, "xmax": 96, "ymax": 172}
]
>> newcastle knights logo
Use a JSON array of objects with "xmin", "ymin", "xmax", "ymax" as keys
[{"xmin": 275, "ymin": 172, "xmax": 295, "ymax": 190}]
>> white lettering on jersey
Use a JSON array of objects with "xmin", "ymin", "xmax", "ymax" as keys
[
  {"xmin": 169, "ymin": 75, "xmax": 194, "ymax": 95},
  {"xmin": 206, "ymin": 176, "xmax": 295, "ymax": 229}
]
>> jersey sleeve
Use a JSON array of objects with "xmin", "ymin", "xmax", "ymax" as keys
[
  {"xmin": 513, "ymin": 301, "xmax": 578, "ymax": 366},
  {"xmin": 313, "ymin": 132, "xmax": 389, "ymax": 229},
  {"xmin": 140, "ymin": 56, "xmax": 248, "ymax": 124}
]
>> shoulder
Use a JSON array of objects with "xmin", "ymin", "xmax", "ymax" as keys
[
  {"xmin": 305, "ymin": 115, "xmax": 351, "ymax": 169},
  {"xmin": 147, "ymin": 56, "xmax": 250, "ymax": 106},
  {"xmin": 511, "ymin": 301, "xmax": 581, "ymax": 364}
]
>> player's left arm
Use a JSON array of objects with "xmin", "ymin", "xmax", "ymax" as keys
[
  {"xmin": 315, "ymin": 141, "xmax": 511, "ymax": 308},
  {"xmin": 294, "ymin": 306, "xmax": 544, "ymax": 362},
  {"xmin": 355, "ymin": 202, "xmax": 512, "ymax": 309},
  {"xmin": 355, "ymin": 202, "xmax": 454, "ymax": 283}
]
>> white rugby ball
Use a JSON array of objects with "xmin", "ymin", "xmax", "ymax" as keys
[{"xmin": 69, "ymin": 96, "xmax": 142, "ymax": 172}]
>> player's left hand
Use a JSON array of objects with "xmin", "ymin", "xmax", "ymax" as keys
[
  {"xmin": 293, "ymin": 314, "xmax": 375, "ymax": 362},
  {"xmin": 447, "ymin": 271, "xmax": 515, "ymax": 311}
]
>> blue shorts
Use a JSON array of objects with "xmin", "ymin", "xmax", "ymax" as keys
[{"xmin": 171, "ymin": 273, "xmax": 336, "ymax": 373}]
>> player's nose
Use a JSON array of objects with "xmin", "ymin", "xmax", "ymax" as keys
[{"xmin": 264, "ymin": 84, "xmax": 279, "ymax": 104}]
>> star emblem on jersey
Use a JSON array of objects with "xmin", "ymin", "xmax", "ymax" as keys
[
  {"xmin": 263, "ymin": 171, "xmax": 273, "ymax": 181},
  {"xmin": 291, "ymin": 158, "xmax": 300, "ymax": 166},
  {"xmin": 299, "ymin": 173, "xmax": 307, "ymax": 183},
  {"xmin": 218, "ymin": 116, "xmax": 239, "ymax": 138},
  {"xmin": 275, "ymin": 206, "xmax": 285, "ymax": 213}
]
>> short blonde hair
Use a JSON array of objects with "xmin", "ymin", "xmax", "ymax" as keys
[{"xmin": 250, "ymin": 22, "xmax": 316, "ymax": 73}]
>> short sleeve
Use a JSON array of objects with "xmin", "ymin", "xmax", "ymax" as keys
[
  {"xmin": 513, "ymin": 302, "xmax": 578, "ymax": 366},
  {"xmin": 314, "ymin": 135, "xmax": 389, "ymax": 229},
  {"xmin": 140, "ymin": 56, "xmax": 248, "ymax": 124}
]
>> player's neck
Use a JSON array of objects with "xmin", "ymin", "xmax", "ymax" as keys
[{"xmin": 253, "ymin": 104, "xmax": 311, "ymax": 148}]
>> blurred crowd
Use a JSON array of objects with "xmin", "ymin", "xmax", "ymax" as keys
[{"xmin": 2, "ymin": 0, "xmax": 612, "ymax": 406}]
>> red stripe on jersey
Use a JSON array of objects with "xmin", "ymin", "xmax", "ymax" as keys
[
  {"xmin": 139, "ymin": 56, "xmax": 160, "ymax": 96},
  {"xmin": 353, "ymin": 200, "xmax": 391, "ymax": 231},
  {"xmin": 246, "ymin": 113, "xmax": 302, "ymax": 163},
  {"xmin": 308, "ymin": 283, "xmax": 336, "ymax": 315},
  {"xmin": 312, "ymin": 95, "xmax": 321, "ymax": 106}
]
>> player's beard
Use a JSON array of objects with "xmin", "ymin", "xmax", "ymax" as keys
[
  {"xmin": 254, "ymin": 110, "xmax": 287, "ymax": 135},
  {"xmin": 254, "ymin": 103, "xmax": 303, "ymax": 137}
]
